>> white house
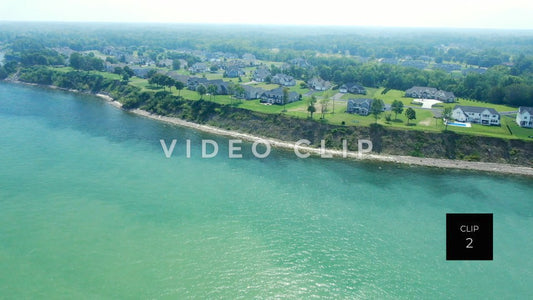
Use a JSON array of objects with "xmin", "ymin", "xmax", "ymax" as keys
[
  {"xmin": 452, "ymin": 105, "xmax": 500, "ymax": 126},
  {"xmin": 516, "ymin": 106, "xmax": 533, "ymax": 128}
]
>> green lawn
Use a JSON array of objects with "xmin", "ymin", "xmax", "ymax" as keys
[
  {"xmin": 504, "ymin": 115, "xmax": 533, "ymax": 140},
  {"xmin": 441, "ymin": 98, "xmax": 517, "ymax": 112}
]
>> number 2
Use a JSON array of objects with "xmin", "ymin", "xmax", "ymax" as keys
[{"xmin": 466, "ymin": 238, "xmax": 473, "ymax": 248}]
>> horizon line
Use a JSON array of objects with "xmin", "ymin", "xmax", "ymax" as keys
[{"xmin": 1, "ymin": 20, "xmax": 533, "ymax": 31}]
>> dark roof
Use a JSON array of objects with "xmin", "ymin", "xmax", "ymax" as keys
[
  {"xmin": 263, "ymin": 87, "xmax": 299, "ymax": 99},
  {"xmin": 454, "ymin": 105, "xmax": 499, "ymax": 115},
  {"xmin": 406, "ymin": 86, "xmax": 438, "ymax": 92},
  {"xmin": 348, "ymin": 98, "xmax": 373, "ymax": 105},
  {"xmin": 519, "ymin": 106, "xmax": 533, "ymax": 114}
]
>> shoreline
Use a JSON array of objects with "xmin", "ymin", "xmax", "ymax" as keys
[
  {"xmin": 128, "ymin": 109, "xmax": 533, "ymax": 177},
  {"xmin": 4, "ymin": 80, "xmax": 533, "ymax": 177}
]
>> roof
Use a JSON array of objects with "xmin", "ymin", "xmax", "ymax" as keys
[
  {"xmin": 519, "ymin": 106, "xmax": 533, "ymax": 115},
  {"xmin": 263, "ymin": 87, "xmax": 298, "ymax": 98},
  {"xmin": 406, "ymin": 86, "xmax": 438, "ymax": 92},
  {"xmin": 348, "ymin": 98, "xmax": 373, "ymax": 106},
  {"xmin": 453, "ymin": 105, "xmax": 499, "ymax": 115}
]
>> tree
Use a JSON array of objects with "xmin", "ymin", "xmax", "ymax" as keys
[
  {"xmin": 164, "ymin": 76, "xmax": 176, "ymax": 92},
  {"xmin": 147, "ymin": 69, "xmax": 158, "ymax": 79},
  {"xmin": 196, "ymin": 84, "xmax": 207, "ymax": 100},
  {"xmin": 233, "ymin": 85, "xmax": 245, "ymax": 99},
  {"xmin": 443, "ymin": 107, "xmax": 453, "ymax": 130},
  {"xmin": 319, "ymin": 98, "xmax": 329, "ymax": 119},
  {"xmin": 370, "ymin": 99, "xmax": 385, "ymax": 123},
  {"xmin": 207, "ymin": 84, "xmax": 218, "ymax": 101},
  {"xmin": 123, "ymin": 66, "xmax": 134, "ymax": 77},
  {"xmin": 282, "ymin": 87, "xmax": 289, "ymax": 112},
  {"xmin": 172, "ymin": 59, "xmax": 181, "ymax": 70},
  {"xmin": 405, "ymin": 107, "xmax": 416, "ymax": 125},
  {"xmin": 307, "ymin": 96, "xmax": 317, "ymax": 118},
  {"xmin": 69, "ymin": 53, "xmax": 83, "ymax": 69},
  {"xmin": 391, "ymin": 99, "xmax": 404, "ymax": 120},
  {"xmin": 174, "ymin": 81, "xmax": 185, "ymax": 96},
  {"xmin": 148, "ymin": 75, "xmax": 159, "ymax": 88}
]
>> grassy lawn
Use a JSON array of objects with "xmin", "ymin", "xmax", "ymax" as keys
[
  {"xmin": 441, "ymin": 98, "xmax": 517, "ymax": 112},
  {"xmin": 504, "ymin": 115, "xmax": 533, "ymax": 140}
]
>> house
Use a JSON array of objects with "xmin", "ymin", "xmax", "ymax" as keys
[
  {"xmin": 260, "ymin": 87, "xmax": 300, "ymax": 104},
  {"xmin": 516, "ymin": 106, "xmax": 533, "ymax": 128},
  {"xmin": 189, "ymin": 63, "xmax": 209, "ymax": 73},
  {"xmin": 308, "ymin": 77, "xmax": 332, "ymax": 91},
  {"xmin": 346, "ymin": 98, "xmax": 374, "ymax": 116},
  {"xmin": 187, "ymin": 78, "xmax": 233, "ymax": 95},
  {"xmin": 253, "ymin": 68, "xmax": 271, "ymax": 82},
  {"xmin": 242, "ymin": 53, "xmax": 258, "ymax": 66},
  {"xmin": 405, "ymin": 86, "xmax": 456, "ymax": 102},
  {"xmin": 452, "ymin": 105, "xmax": 500, "ymax": 126},
  {"xmin": 187, "ymin": 77, "xmax": 210, "ymax": 91},
  {"xmin": 208, "ymin": 79, "xmax": 231, "ymax": 95},
  {"xmin": 158, "ymin": 59, "xmax": 173, "ymax": 68},
  {"xmin": 165, "ymin": 72, "xmax": 189, "ymax": 84},
  {"xmin": 130, "ymin": 67, "xmax": 151, "ymax": 79},
  {"xmin": 289, "ymin": 58, "xmax": 312, "ymax": 68},
  {"xmin": 339, "ymin": 83, "xmax": 366, "ymax": 95},
  {"xmin": 103, "ymin": 62, "xmax": 126, "ymax": 73},
  {"xmin": 271, "ymin": 74, "xmax": 296, "ymax": 86},
  {"xmin": 224, "ymin": 67, "xmax": 245, "ymax": 78},
  {"xmin": 240, "ymin": 85, "xmax": 266, "ymax": 100}
]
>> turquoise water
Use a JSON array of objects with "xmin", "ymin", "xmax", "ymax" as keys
[{"xmin": 0, "ymin": 82, "xmax": 532, "ymax": 298}]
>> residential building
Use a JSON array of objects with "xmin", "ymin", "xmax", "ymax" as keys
[
  {"xmin": 260, "ymin": 87, "xmax": 300, "ymax": 104},
  {"xmin": 224, "ymin": 67, "xmax": 245, "ymax": 78},
  {"xmin": 405, "ymin": 86, "xmax": 456, "ymax": 102},
  {"xmin": 346, "ymin": 98, "xmax": 374, "ymax": 116},
  {"xmin": 189, "ymin": 63, "xmax": 209, "ymax": 73},
  {"xmin": 253, "ymin": 68, "xmax": 271, "ymax": 82},
  {"xmin": 240, "ymin": 85, "xmax": 266, "ymax": 100},
  {"xmin": 452, "ymin": 105, "xmax": 500, "ymax": 126},
  {"xmin": 516, "ymin": 106, "xmax": 533, "ymax": 128},
  {"xmin": 308, "ymin": 77, "xmax": 332, "ymax": 91},
  {"xmin": 339, "ymin": 83, "xmax": 366, "ymax": 95},
  {"xmin": 130, "ymin": 67, "xmax": 151, "ymax": 79},
  {"xmin": 271, "ymin": 74, "xmax": 296, "ymax": 86}
]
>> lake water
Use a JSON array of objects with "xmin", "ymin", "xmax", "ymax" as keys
[{"xmin": 1, "ymin": 82, "xmax": 532, "ymax": 298}]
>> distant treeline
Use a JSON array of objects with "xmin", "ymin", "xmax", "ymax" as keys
[{"xmin": 1, "ymin": 23, "xmax": 533, "ymax": 107}]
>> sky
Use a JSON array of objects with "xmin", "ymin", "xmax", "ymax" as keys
[{"xmin": 1, "ymin": 0, "xmax": 533, "ymax": 29}]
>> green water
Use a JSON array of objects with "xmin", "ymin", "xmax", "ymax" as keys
[{"xmin": 0, "ymin": 82, "xmax": 532, "ymax": 298}]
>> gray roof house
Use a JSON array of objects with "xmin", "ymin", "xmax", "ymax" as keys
[
  {"xmin": 516, "ymin": 106, "xmax": 533, "ymax": 128},
  {"xmin": 130, "ymin": 67, "xmax": 151, "ymax": 79},
  {"xmin": 187, "ymin": 77, "xmax": 210, "ymax": 90},
  {"xmin": 187, "ymin": 78, "xmax": 230, "ymax": 95},
  {"xmin": 240, "ymin": 85, "xmax": 266, "ymax": 100},
  {"xmin": 165, "ymin": 72, "xmax": 190, "ymax": 84},
  {"xmin": 253, "ymin": 68, "xmax": 271, "ymax": 82},
  {"xmin": 260, "ymin": 87, "xmax": 300, "ymax": 104},
  {"xmin": 405, "ymin": 86, "xmax": 456, "ymax": 102},
  {"xmin": 452, "ymin": 105, "xmax": 500, "ymax": 126},
  {"xmin": 224, "ymin": 67, "xmax": 245, "ymax": 78},
  {"xmin": 271, "ymin": 74, "xmax": 296, "ymax": 86},
  {"xmin": 339, "ymin": 83, "xmax": 366, "ymax": 95},
  {"xmin": 347, "ymin": 98, "xmax": 374, "ymax": 116},
  {"xmin": 308, "ymin": 77, "xmax": 332, "ymax": 91},
  {"xmin": 189, "ymin": 63, "xmax": 209, "ymax": 74}
]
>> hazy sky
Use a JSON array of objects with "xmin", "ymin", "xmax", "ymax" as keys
[{"xmin": 1, "ymin": 0, "xmax": 532, "ymax": 29}]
